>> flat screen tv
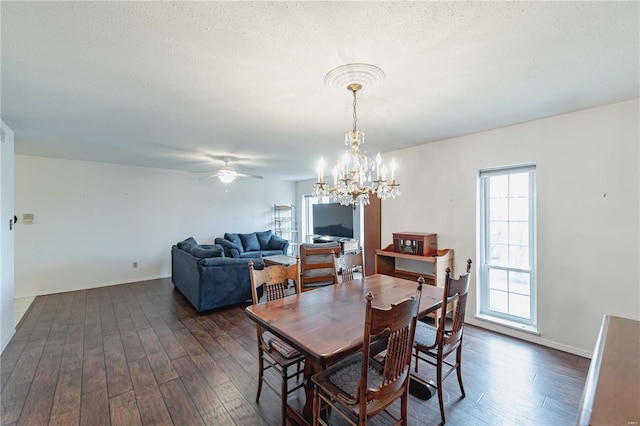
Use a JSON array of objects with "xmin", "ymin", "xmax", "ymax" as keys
[{"xmin": 312, "ymin": 203, "xmax": 354, "ymax": 238}]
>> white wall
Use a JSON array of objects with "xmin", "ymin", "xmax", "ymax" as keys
[
  {"xmin": 381, "ymin": 99, "xmax": 639, "ymax": 356},
  {"xmin": 15, "ymin": 156, "xmax": 295, "ymax": 297},
  {"xmin": 1, "ymin": 121, "xmax": 16, "ymax": 353}
]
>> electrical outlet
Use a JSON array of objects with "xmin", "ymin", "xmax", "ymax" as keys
[
  {"xmin": 23, "ymin": 213, "xmax": 34, "ymax": 225},
  {"xmin": 132, "ymin": 262, "xmax": 138, "ymax": 268}
]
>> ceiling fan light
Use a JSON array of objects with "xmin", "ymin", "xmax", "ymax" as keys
[{"xmin": 218, "ymin": 171, "xmax": 236, "ymax": 184}]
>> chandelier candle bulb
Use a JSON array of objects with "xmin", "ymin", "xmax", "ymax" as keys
[
  {"xmin": 318, "ymin": 156, "xmax": 325, "ymax": 181},
  {"xmin": 391, "ymin": 158, "xmax": 396, "ymax": 181}
]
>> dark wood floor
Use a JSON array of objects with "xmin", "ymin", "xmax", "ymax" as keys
[{"xmin": 1, "ymin": 278, "xmax": 589, "ymax": 425}]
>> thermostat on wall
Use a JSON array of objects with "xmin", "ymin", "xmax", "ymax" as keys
[{"xmin": 22, "ymin": 213, "xmax": 34, "ymax": 225}]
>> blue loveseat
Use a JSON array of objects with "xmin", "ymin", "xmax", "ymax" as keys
[
  {"xmin": 171, "ymin": 237, "xmax": 263, "ymax": 313},
  {"xmin": 215, "ymin": 230, "xmax": 289, "ymax": 258}
]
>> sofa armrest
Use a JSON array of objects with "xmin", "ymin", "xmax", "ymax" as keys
[
  {"xmin": 214, "ymin": 238, "xmax": 241, "ymax": 258},
  {"xmin": 269, "ymin": 234, "xmax": 289, "ymax": 254}
]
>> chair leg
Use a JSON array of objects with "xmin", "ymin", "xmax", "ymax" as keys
[
  {"xmin": 256, "ymin": 348, "xmax": 264, "ymax": 402},
  {"xmin": 456, "ymin": 345, "xmax": 465, "ymax": 398},
  {"xmin": 296, "ymin": 360, "xmax": 302, "ymax": 381},
  {"xmin": 281, "ymin": 365, "xmax": 288, "ymax": 426},
  {"xmin": 401, "ymin": 387, "xmax": 409, "ymax": 426},
  {"xmin": 414, "ymin": 348, "xmax": 419, "ymax": 373},
  {"xmin": 437, "ymin": 355, "xmax": 446, "ymax": 425},
  {"xmin": 312, "ymin": 386, "xmax": 319, "ymax": 426}
]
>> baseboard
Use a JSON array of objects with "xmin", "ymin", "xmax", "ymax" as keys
[
  {"xmin": 14, "ymin": 274, "xmax": 171, "ymax": 299},
  {"xmin": 466, "ymin": 317, "xmax": 593, "ymax": 359},
  {"xmin": 1, "ymin": 327, "xmax": 16, "ymax": 355}
]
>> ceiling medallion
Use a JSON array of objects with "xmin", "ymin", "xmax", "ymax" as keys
[
  {"xmin": 313, "ymin": 64, "xmax": 400, "ymax": 210},
  {"xmin": 324, "ymin": 63, "xmax": 385, "ymax": 92}
]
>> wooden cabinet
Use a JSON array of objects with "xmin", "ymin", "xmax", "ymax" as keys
[{"xmin": 374, "ymin": 245, "xmax": 454, "ymax": 288}]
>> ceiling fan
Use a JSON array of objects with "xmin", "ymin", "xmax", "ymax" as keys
[{"xmin": 193, "ymin": 158, "xmax": 263, "ymax": 184}]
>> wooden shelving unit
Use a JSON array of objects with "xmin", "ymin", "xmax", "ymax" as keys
[
  {"xmin": 374, "ymin": 245, "xmax": 454, "ymax": 288},
  {"xmin": 273, "ymin": 204, "xmax": 298, "ymax": 255}
]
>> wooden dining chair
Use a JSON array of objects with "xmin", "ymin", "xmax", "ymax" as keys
[
  {"xmin": 411, "ymin": 259, "xmax": 472, "ymax": 424},
  {"xmin": 340, "ymin": 247, "xmax": 364, "ymax": 282},
  {"xmin": 299, "ymin": 242, "xmax": 339, "ymax": 291},
  {"xmin": 248, "ymin": 259, "xmax": 305, "ymax": 426},
  {"xmin": 311, "ymin": 278, "xmax": 423, "ymax": 426}
]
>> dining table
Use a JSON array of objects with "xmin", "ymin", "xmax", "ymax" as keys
[{"xmin": 245, "ymin": 273, "xmax": 444, "ymax": 425}]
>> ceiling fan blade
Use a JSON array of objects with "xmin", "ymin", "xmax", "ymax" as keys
[
  {"xmin": 189, "ymin": 171, "xmax": 221, "ymax": 179},
  {"xmin": 189, "ymin": 166, "xmax": 262, "ymax": 181},
  {"xmin": 199, "ymin": 174, "xmax": 221, "ymax": 180},
  {"xmin": 235, "ymin": 172, "xmax": 263, "ymax": 179}
]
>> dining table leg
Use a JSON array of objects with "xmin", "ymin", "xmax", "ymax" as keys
[
  {"xmin": 302, "ymin": 356, "xmax": 323, "ymax": 421},
  {"xmin": 284, "ymin": 355, "xmax": 323, "ymax": 426}
]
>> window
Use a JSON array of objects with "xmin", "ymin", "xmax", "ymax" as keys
[{"xmin": 479, "ymin": 165, "xmax": 537, "ymax": 329}]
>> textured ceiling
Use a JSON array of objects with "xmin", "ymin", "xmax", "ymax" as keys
[{"xmin": 2, "ymin": 1, "xmax": 638, "ymax": 181}]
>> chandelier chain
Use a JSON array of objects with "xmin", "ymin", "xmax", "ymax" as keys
[{"xmin": 352, "ymin": 89, "xmax": 357, "ymax": 133}]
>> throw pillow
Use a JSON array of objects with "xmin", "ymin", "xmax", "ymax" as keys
[
  {"xmin": 201, "ymin": 244, "xmax": 223, "ymax": 251},
  {"xmin": 188, "ymin": 245, "xmax": 224, "ymax": 259},
  {"xmin": 268, "ymin": 235, "xmax": 286, "ymax": 250},
  {"xmin": 201, "ymin": 244, "xmax": 226, "ymax": 258},
  {"xmin": 255, "ymin": 230, "xmax": 273, "ymax": 250},
  {"xmin": 177, "ymin": 236, "xmax": 198, "ymax": 250},
  {"xmin": 224, "ymin": 233, "xmax": 244, "ymax": 253},
  {"xmin": 239, "ymin": 233, "xmax": 260, "ymax": 252}
]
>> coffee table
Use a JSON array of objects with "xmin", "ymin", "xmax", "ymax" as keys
[{"xmin": 263, "ymin": 254, "xmax": 297, "ymax": 266}]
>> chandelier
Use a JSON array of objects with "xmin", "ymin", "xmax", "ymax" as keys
[{"xmin": 313, "ymin": 69, "xmax": 400, "ymax": 209}]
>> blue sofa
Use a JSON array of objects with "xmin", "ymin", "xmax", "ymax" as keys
[
  {"xmin": 171, "ymin": 237, "xmax": 263, "ymax": 313},
  {"xmin": 215, "ymin": 230, "xmax": 289, "ymax": 259}
]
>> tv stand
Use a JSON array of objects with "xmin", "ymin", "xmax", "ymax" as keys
[
  {"xmin": 312, "ymin": 236, "xmax": 358, "ymax": 254},
  {"xmin": 313, "ymin": 235, "xmax": 342, "ymax": 243}
]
